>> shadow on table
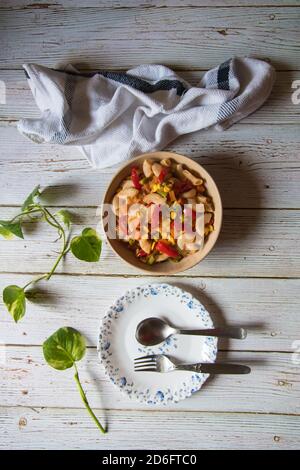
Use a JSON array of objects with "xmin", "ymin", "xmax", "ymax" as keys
[
  {"xmin": 174, "ymin": 281, "xmax": 267, "ymax": 391},
  {"xmin": 25, "ymin": 285, "xmax": 61, "ymax": 307}
]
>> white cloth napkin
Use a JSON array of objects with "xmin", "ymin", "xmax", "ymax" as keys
[{"xmin": 18, "ymin": 58, "xmax": 275, "ymax": 169}]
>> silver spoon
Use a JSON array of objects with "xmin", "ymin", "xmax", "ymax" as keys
[{"xmin": 136, "ymin": 317, "xmax": 247, "ymax": 346}]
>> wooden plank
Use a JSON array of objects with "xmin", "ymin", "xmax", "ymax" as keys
[
  {"xmin": 0, "ymin": 406, "xmax": 298, "ymax": 449},
  {"xmin": 1, "ymin": 70, "xmax": 298, "ymax": 125},
  {"xmin": 2, "ymin": 1, "xmax": 300, "ymax": 9},
  {"xmin": 0, "ymin": 274, "xmax": 298, "ymax": 351},
  {"xmin": 0, "ymin": 7, "xmax": 299, "ymax": 70},
  {"xmin": 0, "ymin": 124, "xmax": 299, "ymax": 209},
  {"xmin": 0, "ymin": 346, "xmax": 299, "ymax": 414},
  {"xmin": 0, "ymin": 207, "xmax": 299, "ymax": 278}
]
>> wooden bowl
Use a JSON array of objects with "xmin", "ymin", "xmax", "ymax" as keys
[{"xmin": 102, "ymin": 151, "xmax": 222, "ymax": 275}]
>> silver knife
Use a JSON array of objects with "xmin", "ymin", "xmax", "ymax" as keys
[{"xmin": 192, "ymin": 363, "xmax": 251, "ymax": 374}]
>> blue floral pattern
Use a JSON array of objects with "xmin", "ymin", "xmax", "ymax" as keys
[{"xmin": 98, "ymin": 283, "xmax": 217, "ymax": 405}]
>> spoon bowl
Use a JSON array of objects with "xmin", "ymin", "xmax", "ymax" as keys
[
  {"xmin": 136, "ymin": 318, "xmax": 176, "ymax": 346},
  {"xmin": 136, "ymin": 317, "xmax": 247, "ymax": 346}
]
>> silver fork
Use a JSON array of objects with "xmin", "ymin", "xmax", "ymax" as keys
[{"xmin": 134, "ymin": 354, "xmax": 251, "ymax": 374}]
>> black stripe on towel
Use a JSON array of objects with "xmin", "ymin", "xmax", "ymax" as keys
[
  {"xmin": 50, "ymin": 68, "xmax": 187, "ymax": 96},
  {"xmin": 217, "ymin": 60, "xmax": 231, "ymax": 90},
  {"xmin": 99, "ymin": 71, "xmax": 187, "ymax": 96}
]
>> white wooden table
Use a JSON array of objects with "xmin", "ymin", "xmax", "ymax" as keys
[{"xmin": 0, "ymin": 0, "xmax": 299, "ymax": 450}]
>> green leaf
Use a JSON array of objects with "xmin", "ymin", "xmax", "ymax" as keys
[
  {"xmin": 0, "ymin": 226, "xmax": 14, "ymax": 239},
  {"xmin": 3, "ymin": 285, "xmax": 26, "ymax": 322},
  {"xmin": 22, "ymin": 185, "xmax": 41, "ymax": 211},
  {"xmin": 43, "ymin": 327, "xmax": 86, "ymax": 370},
  {"xmin": 55, "ymin": 209, "xmax": 72, "ymax": 229},
  {"xmin": 0, "ymin": 220, "xmax": 24, "ymax": 239},
  {"xmin": 70, "ymin": 228, "xmax": 102, "ymax": 262}
]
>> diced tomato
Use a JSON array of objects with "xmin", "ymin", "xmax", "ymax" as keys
[
  {"xmin": 158, "ymin": 167, "xmax": 169, "ymax": 183},
  {"xmin": 131, "ymin": 167, "xmax": 142, "ymax": 190},
  {"xmin": 156, "ymin": 240, "xmax": 178, "ymax": 258},
  {"xmin": 137, "ymin": 249, "xmax": 147, "ymax": 257},
  {"xmin": 173, "ymin": 180, "xmax": 193, "ymax": 195}
]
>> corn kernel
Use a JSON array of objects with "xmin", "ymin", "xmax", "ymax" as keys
[
  {"xmin": 162, "ymin": 184, "xmax": 171, "ymax": 193},
  {"xmin": 151, "ymin": 183, "xmax": 159, "ymax": 192}
]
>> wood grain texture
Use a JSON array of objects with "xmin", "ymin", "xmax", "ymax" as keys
[
  {"xmin": 0, "ymin": 406, "xmax": 299, "ymax": 450},
  {"xmin": 0, "ymin": 274, "xmax": 299, "ymax": 351},
  {"xmin": 1, "ymin": 70, "xmax": 299, "ymax": 124},
  {"xmin": 0, "ymin": 346, "xmax": 299, "ymax": 414},
  {"xmin": 0, "ymin": 7, "xmax": 299, "ymax": 70},
  {"xmin": 0, "ymin": 207, "xmax": 299, "ymax": 278},
  {"xmin": 0, "ymin": 124, "xmax": 299, "ymax": 209},
  {"xmin": 2, "ymin": 1, "xmax": 300, "ymax": 8}
]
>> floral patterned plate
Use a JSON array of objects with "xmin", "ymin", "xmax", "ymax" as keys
[{"xmin": 98, "ymin": 283, "xmax": 217, "ymax": 405}]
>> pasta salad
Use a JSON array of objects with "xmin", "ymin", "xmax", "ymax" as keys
[{"xmin": 111, "ymin": 158, "xmax": 214, "ymax": 265}]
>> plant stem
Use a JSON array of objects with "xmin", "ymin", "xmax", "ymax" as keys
[
  {"xmin": 9, "ymin": 208, "xmax": 43, "ymax": 223},
  {"xmin": 46, "ymin": 243, "xmax": 67, "ymax": 280},
  {"xmin": 23, "ymin": 274, "xmax": 48, "ymax": 291},
  {"xmin": 39, "ymin": 207, "xmax": 69, "ymax": 281},
  {"xmin": 19, "ymin": 206, "xmax": 69, "ymax": 289},
  {"xmin": 43, "ymin": 207, "xmax": 64, "ymax": 233},
  {"xmin": 39, "ymin": 207, "xmax": 61, "ymax": 232},
  {"xmin": 73, "ymin": 363, "xmax": 106, "ymax": 434}
]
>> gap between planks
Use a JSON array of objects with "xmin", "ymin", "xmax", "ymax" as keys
[
  {"xmin": 1, "ymin": 3, "xmax": 300, "ymax": 8},
  {"xmin": 0, "ymin": 404, "xmax": 299, "ymax": 418},
  {"xmin": 1, "ymin": 343, "xmax": 296, "ymax": 354},
  {"xmin": 0, "ymin": 271, "xmax": 299, "ymax": 280},
  {"xmin": 2, "ymin": 5, "xmax": 300, "ymax": 11}
]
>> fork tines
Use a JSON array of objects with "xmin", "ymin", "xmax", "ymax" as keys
[{"xmin": 134, "ymin": 355, "xmax": 158, "ymax": 372}]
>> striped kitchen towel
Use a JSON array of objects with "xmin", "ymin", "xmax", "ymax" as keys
[{"xmin": 18, "ymin": 57, "xmax": 275, "ymax": 169}]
